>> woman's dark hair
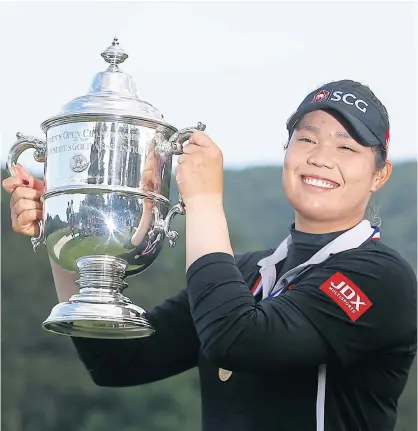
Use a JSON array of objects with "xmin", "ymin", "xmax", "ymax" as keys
[{"xmin": 286, "ymin": 79, "xmax": 389, "ymax": 171}]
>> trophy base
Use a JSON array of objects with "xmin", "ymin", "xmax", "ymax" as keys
[
  {"xmin": 42, "ymin": 255, "xmax": 155, "ymax": 339},
  {"xmin": 42, "ymin": 299, "xmax": 155, "ymax": 339}
]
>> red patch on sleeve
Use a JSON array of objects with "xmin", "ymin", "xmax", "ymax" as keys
[{"xmin": 319, "ymin": 272, "xmax": 372, "ymax": 322}]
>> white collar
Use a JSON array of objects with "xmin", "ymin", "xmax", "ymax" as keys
[{"xmin": 257, "ymin": 220, "xmax": 377, "ymax": 299}]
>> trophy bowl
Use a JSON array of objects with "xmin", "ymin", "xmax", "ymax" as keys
[{"xmin": 6, "ymin": 38, "xmax": 205, "ymax": 339}]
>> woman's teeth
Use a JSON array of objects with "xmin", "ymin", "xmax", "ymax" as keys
[{"xmin": 302, "ymin": 177, "xmax": 338, "ymax": 189}]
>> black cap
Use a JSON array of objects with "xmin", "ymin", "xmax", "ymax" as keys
[{"xmin": 286, "ymin": 83, "xmax": 390, "ymax": 150}]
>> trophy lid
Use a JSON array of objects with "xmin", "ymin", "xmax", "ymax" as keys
[{"xmin": 54, "ymin": 38, "xmax": 165, "ymax": 123}]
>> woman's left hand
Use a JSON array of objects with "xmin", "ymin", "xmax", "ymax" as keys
[{"xmin": 175, "ymin": 131, "xmax": 224, "ymax": 207}]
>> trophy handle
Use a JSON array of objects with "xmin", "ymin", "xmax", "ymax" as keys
[
  {"xmin": 31, "ymin": 220, "xmax": 45, "ymax": 251},
  {"xmin": 164, "ymin": 195, "xmax": 186, "ymax": 247},
  {"xmin": 6, "ymin": 133, "xmax": 46, "ymax": 251},
  {"xmin": 153, "ymin": 122, "xmax": 205, "ymax": 246},
  {"xmin": 168, "ymin": 122, "xmax": 206, "ymax": 155},
  {"xmin": 163, "ymin": 122, "xmax": 206, "ymax": 246},
  {"xmin": 7, "ymin": 132, "xmax": 46, "ymax": 176}
]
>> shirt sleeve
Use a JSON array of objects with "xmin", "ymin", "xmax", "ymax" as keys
[
  {"xmin": 72, "ymin": 289, "xmax": 200, "ymax": 387},
  {"xmin": 284, "ymin": 249, "xmax": 417, "ymax": 367},
  {"xmin": 186, "ymin": 252, "xmax": 330, "ymax": 373},
  {"xmin": 186, "ymin": 250, "xmax": 417, "ymax": 372}
]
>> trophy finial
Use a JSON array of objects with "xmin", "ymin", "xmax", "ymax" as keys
[{"xmin": 101, "ymin": 37, "xmax": 128, "ymax": 66}]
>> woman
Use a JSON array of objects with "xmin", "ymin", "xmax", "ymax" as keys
[{"xmin": 3, "ymin": 79, "xmax": 416, "ymax": 431}]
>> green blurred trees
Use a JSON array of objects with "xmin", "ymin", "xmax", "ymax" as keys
[{"xmin": 2, "ymin": 162, "xmax": 416, "ymax": 431}]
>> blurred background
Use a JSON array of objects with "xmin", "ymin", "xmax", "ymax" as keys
[{"xmin": 1, "ymin": 1, "xmax": 417, "ymax": 431}]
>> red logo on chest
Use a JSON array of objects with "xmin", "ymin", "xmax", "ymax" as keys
[{"xmin": 320, "ymin": 272, "xmax": 372, "ymax": 322}]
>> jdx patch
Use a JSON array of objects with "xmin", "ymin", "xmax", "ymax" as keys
[{"xmin": 320, "ymin": 272, "xmax": 372, "ymax": 322}]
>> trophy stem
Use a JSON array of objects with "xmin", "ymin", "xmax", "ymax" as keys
[
  {"xmin": 76, "ymin": 255, "xmax": 129, "ymax": 296},
  {"xmin": 42, "ymin": 255, "xmax": 155, "ymax": 339}
]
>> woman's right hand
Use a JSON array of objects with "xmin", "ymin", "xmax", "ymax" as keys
[
  {"xmin": 2, "ymin": 165, "xmax": 45, "ymax": 237},
  {"xmin": 3, "ymin": 165, "xmax": 80, "ymax": 302}
]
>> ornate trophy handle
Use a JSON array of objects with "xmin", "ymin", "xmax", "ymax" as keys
[
  {"xmin": 164, "ymin": 196, "xmax": 186, "ymax": 247},
  {"xmin": 161, "ymin": 122, "xmax": 206, "ymax": 247},
  {"xmin": 168, "ymin": 121, "xmax": 206, "ymax": 155},
  {"xmin": 6, "ymin": 132, "xmax": 46, "ymax": 251}
]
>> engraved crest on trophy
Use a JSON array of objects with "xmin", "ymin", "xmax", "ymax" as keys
[{"xmin": 70, "ymin": 154, "xmax": 90, "ymax": 172}]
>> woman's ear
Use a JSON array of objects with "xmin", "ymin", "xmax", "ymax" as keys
[{"xmin": 371, "ymin": 160, "xmax": 392, "ymax": 192}]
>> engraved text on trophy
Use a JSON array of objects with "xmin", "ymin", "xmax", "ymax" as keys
[{"xmin": 45, "ymin": 122, "xmax": 157, "ymax": 190}]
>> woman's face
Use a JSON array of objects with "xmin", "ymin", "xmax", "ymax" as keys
[{"xmin": 282, "ymin": 110, "xmax": 391, "ymax": 232}]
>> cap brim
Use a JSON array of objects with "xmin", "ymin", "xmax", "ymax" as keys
[{"xmin": 287, "ymin": 102, "xmax": 381, "ymax": 147}]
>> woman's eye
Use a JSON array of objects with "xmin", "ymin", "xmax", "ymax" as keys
[
  {"xmin": 340, "ymin": 145, "xmax": 355, "ymax": 152},
  {"xmin": 298, "ymin": 138, "xmax": 315, "ymax": 144}
]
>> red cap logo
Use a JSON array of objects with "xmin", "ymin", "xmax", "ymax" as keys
[{"xmin": 312, "ymin": 90, "xmax": 330, "ymax": 103}]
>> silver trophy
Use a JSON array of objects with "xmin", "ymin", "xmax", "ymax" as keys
[{"xmin": 7, "ymin": 38, "xmax": 205, "ymax": 339}]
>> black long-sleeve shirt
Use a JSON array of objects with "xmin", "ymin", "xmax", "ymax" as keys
[{"xmin": 72, "ymin": 228, "xmax": 417, "ymax": 431}]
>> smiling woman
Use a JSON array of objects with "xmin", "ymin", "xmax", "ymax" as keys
[
  {"xmin": 282, "ymin": 80, "xmax": 392, "ymax": 234},
  {"xmin": 2, "ymin": 78, "xmax": 416, "ymax": 431},
  {"xmin": 283, "ymin": 112, "xmax": 391, "ymax": 232}
]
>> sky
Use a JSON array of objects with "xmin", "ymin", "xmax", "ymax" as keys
[{"xmin": 1, "ymin": 1, "xmax": 417, "ymax": 176}]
